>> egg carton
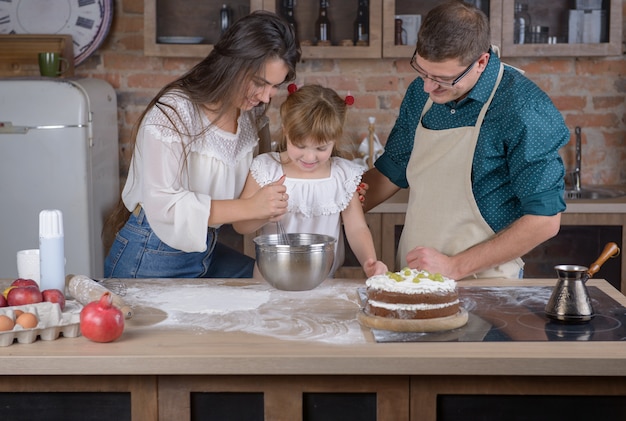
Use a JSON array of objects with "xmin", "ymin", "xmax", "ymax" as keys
[{"xmin": 0, "ymin": 300, "xmax": 82, "ymax": 346}]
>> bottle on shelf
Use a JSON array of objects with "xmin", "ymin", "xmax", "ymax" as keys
[
  {"xmin": 315, "ymin": 0, "xmax": 331, "ymax": 46},
  {"xmin": 394, "ymin": 18, "xmax": 404, "ymax": 45},
  {"xmin": 513, "ymin": 2, "xmax": 531, "ymax": 44},
  {"xmin": 281, "ymin": 0, "xmax": 298, "ymax": 39},
  {"xmin": 353, "ymin": 0, "xmax": 369, "ymax": 46},
  {"xmin": 220, "ymin": 4, "xmax": 233, "ymax": 35}
]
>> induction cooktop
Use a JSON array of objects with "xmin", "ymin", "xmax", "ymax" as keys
[{"xmin": 362, "ymin": 286, "xmax": 626, "ymax": 343}]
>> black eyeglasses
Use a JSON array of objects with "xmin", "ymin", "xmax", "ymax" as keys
[{"xmin": 410, "ymin": 49, "xmax": 478, "ymax": 88}]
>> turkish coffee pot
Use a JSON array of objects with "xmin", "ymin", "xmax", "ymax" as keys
[{"xmin": 545, "ymin": 242, "xmax": 620, "ymax": 323}]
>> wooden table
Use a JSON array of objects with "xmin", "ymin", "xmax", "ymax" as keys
[{"xmin": 1, "ymin": 277, "xmax": 625, "ymax": 421}]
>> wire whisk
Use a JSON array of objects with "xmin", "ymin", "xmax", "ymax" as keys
[
  {"xmin": 98, "ymin": 278, "xmax": 128, "ymax": 296},
  {"xmin": 276, "ymin": 220, "xmax": 290, "ymax": 245}
]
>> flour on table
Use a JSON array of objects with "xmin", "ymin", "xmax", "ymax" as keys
[
  {"xmin": 130, "ymin": 284, "xmax": 270, "ymax": 314},
  {"xmin": 126, "ymin": 281, "xmax": 366, "ymax": 344}
]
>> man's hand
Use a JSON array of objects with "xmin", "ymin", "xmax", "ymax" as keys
[
  {"xmin": 356, "ymin": 182, "xmax": 368, "ymax": 205},
  {"xmin": 405, "ymin": 247, "xmax": 454, "ymax": 278}
]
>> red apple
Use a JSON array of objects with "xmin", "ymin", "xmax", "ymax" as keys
[
  {"xmin": 0, "ymin": 294, "xmax": 7, "ymax": 307},
  {"xmin": 42, "ymin": 289, "xmax": 66, "ymax": 311},
  {"xmin": 11, "ymin": 278, "xmax": 39, "ymax": 289},
  {"xmin": 7, "ymin": 286, "xmax": 43, "ymax": 306}
]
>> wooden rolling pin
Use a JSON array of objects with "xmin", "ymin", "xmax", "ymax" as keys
[{"xmin": 67, "ymin": 274, "xmax": 133, "ymax": 319}]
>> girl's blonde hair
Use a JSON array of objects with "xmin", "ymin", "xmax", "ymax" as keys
[{"xmin": 278, "ymin": 84, "xmax": 349, "ymax": 157}]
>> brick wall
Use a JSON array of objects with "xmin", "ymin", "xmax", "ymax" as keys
[{"xmin": 76, "ymin": 0, "xmax": 626, "ymax": 188}]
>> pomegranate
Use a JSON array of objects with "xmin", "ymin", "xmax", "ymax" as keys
[{"xmin": 80, "ymin": 292, "xmax": 124, "ymax": 343}]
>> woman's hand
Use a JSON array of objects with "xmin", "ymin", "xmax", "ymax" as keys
[{"xmin": 250, "ymin": 175, "xmax": 289, "ymax": 221}]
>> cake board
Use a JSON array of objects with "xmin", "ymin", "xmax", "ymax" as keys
[{"xmin": 357, "ymin": 308, "xmax": 469, "ymax": 333}]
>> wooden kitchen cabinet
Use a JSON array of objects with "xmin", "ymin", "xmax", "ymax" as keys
[
  {"xmin": 500, "ymin": 0, "xmax": 622, "ymax": 57},
  {"xmin": 144, "ymin": 0, "xmax": 622, "ymax": 59},
  {"xmin": 3, "ymin": 373, "xmax": 626, "ymax": 421},
  {"xmin": 412, "ymin": 376, "xmax": 626, "ymax": 421},
  {"xmin": 159, "ymin": 374, "xmax": 626, "ymax": 420},
  {"xmin": 143, "ymin": 0, "xmax": 382, "ymax": 59},
  {"xmin": 158, "ymin": 375, "xmax": 409, "ymax": 420},
  {"xmin": 264, "ymin": 0, "xmax": 383, "ymax": 59},
  {"xmin": 0, "ymin": 376, "xmax": 157, "ymax": 421},
  {"xmin": 383, "ymin": 0, "xmax": 622, "ymax": 58},
  {"xmin": 382, "ymin": 0, "xmax": 501, "ymax": 58},
  {"xmin": 143, "ymin": 0, "xmax": 264, "ymax": 57}
]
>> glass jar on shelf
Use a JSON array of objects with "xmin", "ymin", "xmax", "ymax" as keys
[{"xmin": 529, "ymin": 25, "xmax": 549, "ymax": 44}]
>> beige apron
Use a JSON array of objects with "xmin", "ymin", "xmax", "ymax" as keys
[{"xmin": 398, "ymin": 64, "xmax": 523, "ymax": 279}]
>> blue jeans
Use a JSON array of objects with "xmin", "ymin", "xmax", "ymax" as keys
[{"xmin": 104, "ymin": 208, "xmax": 254, "ymax": 278}]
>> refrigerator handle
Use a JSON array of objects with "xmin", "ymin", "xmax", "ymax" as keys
[
  {"xmin": 88, "ymin": 111, "xmax": 94, "ymax": 147},
  {"xmin": 0, "ymin": 122, "xmax": 28, "ymax": 134},
  {"xmin": 0, "ymin": 121, "xmax": 87, "ymax": 134}
]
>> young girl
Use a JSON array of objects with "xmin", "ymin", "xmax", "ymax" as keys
[
  {"xmin": 233, "ymin": 84, "xmax": 387, "ymax": 278},
  {"xmin": 104, "ymin": 12, "xmax": 300, "ymax": 279}
]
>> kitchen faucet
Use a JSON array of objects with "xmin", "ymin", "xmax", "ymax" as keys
[
  {"xmin": 564, "ymin": 126, "xmax": 625, "ymax": 200},
  {"xmin": 571, "ymin": 126, "xmax": 582, "ymax": 191}
]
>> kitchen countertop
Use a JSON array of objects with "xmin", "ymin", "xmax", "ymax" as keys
[
  {"xmin": 0, "ymin": 277, "xmax": 625, "ymax": 378},
  {"xmin": 370, "ymin": 187, "xmax": 626, "ymax": 214}
]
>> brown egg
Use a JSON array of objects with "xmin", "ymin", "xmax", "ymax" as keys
[
  {"xmin": 15, "ymin": 312, "xmax": 38, "ymax": 329},
  {"xmin": 0, "ymin": 314, "xmax": 14, "ymax": 331},
  {"xmin": 13, "ymin": 309, "xmax": 24, "ymax": 318}
]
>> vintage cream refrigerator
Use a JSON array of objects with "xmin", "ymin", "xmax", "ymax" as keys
[{"xmin": 0, "ymin": 78, "xmax": 119, "ymax": 279}]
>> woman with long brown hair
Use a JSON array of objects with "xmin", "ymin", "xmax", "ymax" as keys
[{"xmin": 104, "ymin": 11, "xmax": 301, "ymax": 278}]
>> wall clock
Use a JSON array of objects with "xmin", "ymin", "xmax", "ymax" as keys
[{"xmin": 0, "ymin": 0, "xmax": 114, "ymax": 66}]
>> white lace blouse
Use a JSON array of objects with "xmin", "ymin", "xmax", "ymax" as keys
[
  {"xmin": 122, "ymin": 91, "xmax": 267, "ymax": 252},
  {"xmin": 250, "ymin": 152, "xmax": 363, "ymax": 273}
]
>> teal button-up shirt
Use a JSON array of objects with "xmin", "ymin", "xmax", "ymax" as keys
[{"xmin": 375, "ymin": 51, "xmax": 568, "ymax": 233}]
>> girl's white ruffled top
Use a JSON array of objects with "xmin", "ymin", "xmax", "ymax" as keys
[{"xmin": 251, "ymin": 152, "xmax": 364, "ymax": 274}]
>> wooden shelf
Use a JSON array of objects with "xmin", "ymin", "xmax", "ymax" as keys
[
  {"xmin": 144, "ymin": 0, "xmax": 382, "ymax": 59},
  {"xmin": 0, "ymin": 34, "xmax": 75, "ymax": 77},
  {"xmin": 265, "ymin": 0, "xmax": 383, "ymax": 60},
  {"xmin": 143, "ymin": 0, "xmax": 264, "ymax": 57},
  {"xmin": 382, "ymin": 0, "xmax": 503, "ymax": 58},
  {"xmin": 500, "ymin": 0, "xmax": 622, "ymax": 57},
  {"xmin": 144, "ymin": 0, "xmax": 622, "ymax": 59}
]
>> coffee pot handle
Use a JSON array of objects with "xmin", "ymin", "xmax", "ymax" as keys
[{"xmin": 587, "ymin": 242, "xmax": 620, "ymax": 278}]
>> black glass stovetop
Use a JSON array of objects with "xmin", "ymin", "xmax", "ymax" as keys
[{"xmin": 365, "ymin": 286, "xmax": 626, "ymax": 343}]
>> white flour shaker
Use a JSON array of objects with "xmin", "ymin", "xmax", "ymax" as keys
[{"xmin": 39, "ymin": 209, "xmax": 65, "ymax": 291}]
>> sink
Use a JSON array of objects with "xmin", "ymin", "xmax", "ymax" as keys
[
  {"xmin": 564, "ymin": 128, "xmax": 626, "ymax": 201},
  {"xmin": 564, "ymin": 187, "xmax": 626, "ymax": 200}
]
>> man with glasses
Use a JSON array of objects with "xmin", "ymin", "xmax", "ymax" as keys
[{"xmin": 362, "ymin": 1, "xmax": 568, "ymax": 280}]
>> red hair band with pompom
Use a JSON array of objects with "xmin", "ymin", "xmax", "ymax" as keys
[{"xmin": 345, "ymin": 91, "xmax": 354, "ymax": 106}]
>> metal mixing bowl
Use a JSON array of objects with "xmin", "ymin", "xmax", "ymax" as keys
[{"xmin": 253, "ymin": 233, "xmax": 336, "ymax": 291}]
